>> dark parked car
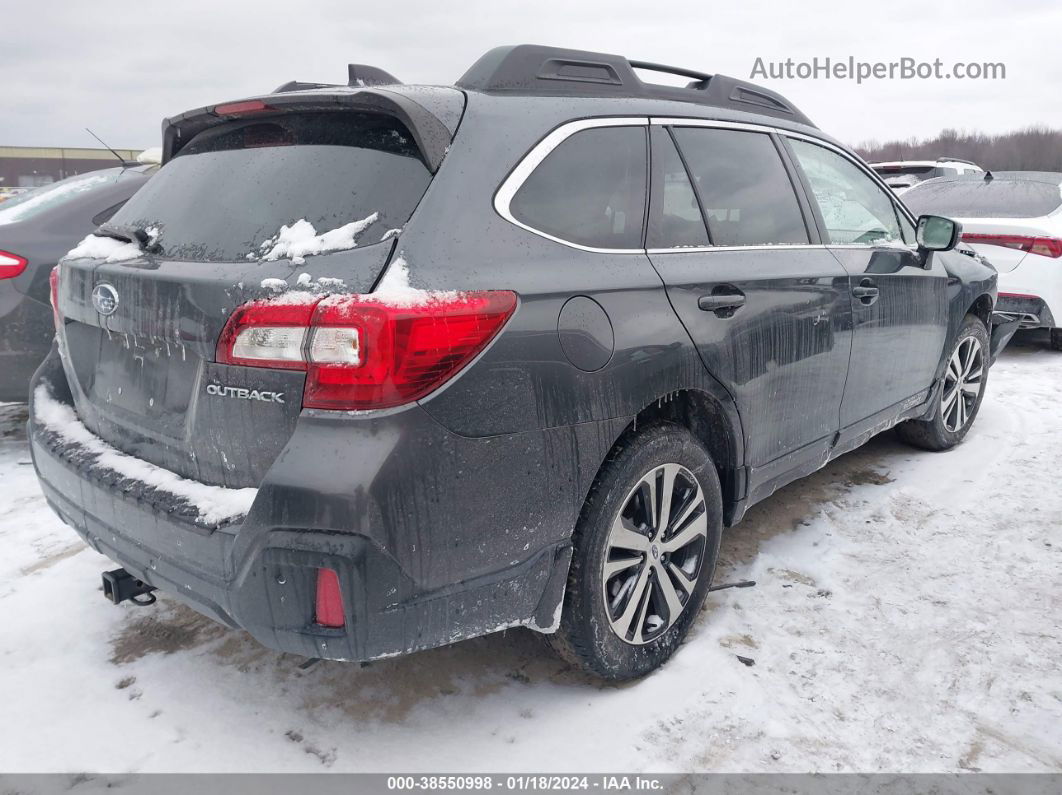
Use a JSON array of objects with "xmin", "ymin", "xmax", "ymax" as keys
[
  {"xmin": 0, "ymin": 165, "xmax": 155, "ymax": 401},
  {"xmin": 30, "ymin": 46, "xmax": 1006, "ymax": 680}
]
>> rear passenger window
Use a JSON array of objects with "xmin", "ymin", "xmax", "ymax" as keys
[
  {"xmin": 510, "ymin": 126, "xmax": 647, "ymax": 249},
  {"xmin": 788, "ymin": 139, "xmax": 903, "ymax": 245},
  {"xmin": 671, "ymin": 127, "xmax": 809, "ymax": 246},
  {"xmin": 647, "ymin": 127, "xmax": 709, "ymax": 249}
]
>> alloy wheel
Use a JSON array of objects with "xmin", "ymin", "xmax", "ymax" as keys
[
  {"xmin": 941, "ymin": 336, "xmax": 984, "ymax": 433},
  {"xmin": 602, "ymin": 463, "xmax": 708, "ymax": 645}
]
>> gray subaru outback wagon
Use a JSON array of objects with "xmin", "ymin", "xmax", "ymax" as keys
[{"xmin": 29, "ymin": 45, "xmax": 1005, "ymax": 679}]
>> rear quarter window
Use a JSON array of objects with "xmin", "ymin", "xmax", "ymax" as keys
[
  {"xmin": 509, "ymin": 126, "xmax": 648, "ymax": 250},
  {"xmin": 111, "ymin": 112, "xmax": 432, "ymax": 261},
  {"xmin": 903, "ymin": 179, "xmax": 1062, "ymax": 218}
]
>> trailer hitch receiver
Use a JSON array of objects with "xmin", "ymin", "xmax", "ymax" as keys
[{"xmin": 102, "ymin": 568, "xmax": 157, "ymax": 606}]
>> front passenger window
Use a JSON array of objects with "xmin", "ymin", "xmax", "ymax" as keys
[{"xmin": 789, "ymin": 139, "xmax": 903, "ymax": 246}]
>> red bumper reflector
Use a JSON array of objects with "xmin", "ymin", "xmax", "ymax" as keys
[
  {"xmin": 315, "ymin": 568, "xmax": 345, "ymax": 628},
  {"xmin": 49, "ymin": 266, "xmax": 61, "ymax": 330}
]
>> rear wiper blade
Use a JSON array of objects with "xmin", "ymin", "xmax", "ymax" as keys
[{"xmin": 95, "ymin": 223, "xmax": 162, "ymax": 254}]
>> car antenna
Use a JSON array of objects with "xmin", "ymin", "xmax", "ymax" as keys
[
  {"xmin": 84, "ymin": 127, "xmax": 128, "ymax": 167},
  {"xmin": 984, "ymin": 170, "xmax": 994, "ymax": 181}
]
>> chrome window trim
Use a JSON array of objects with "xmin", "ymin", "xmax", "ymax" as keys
[
  {"xmin": 493, "ymin": 117, "xmax": 650, "ymax": 254},
  {"xmin": 646, "ymin": 244, "xmax": 827, "ymax": 254},
  {"xmin": 494, "ymin": 115, "xmax": 919, "ymax": 255}
]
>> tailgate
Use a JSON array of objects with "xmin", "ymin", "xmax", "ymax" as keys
[
  {"xmin": 56, "ymin": 248, "xmax": 387, "ymax": 488},
  {"xmin": 51, "ymin": 106, "xmax": 446, "ymax": 488}
]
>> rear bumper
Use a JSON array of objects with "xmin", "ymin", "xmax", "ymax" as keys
[
  {"xmin": 28, "ymin": 355, "xmax": 589, "ymax": 661},
  {"xmin": 996, "ymin": 260, "xmax": 1062, "ymax": 329},
  {"xmin": 994, "ymin": 293, "xmax": 1057, "ymax": 329}
]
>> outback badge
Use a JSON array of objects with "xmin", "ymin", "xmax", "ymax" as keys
[{"xmin": 205, "ymin": 383, "xmax": 285, "ymax": 404}]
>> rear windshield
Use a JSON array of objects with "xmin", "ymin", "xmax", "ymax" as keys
[
  {"xmin": 903, "ymin": 178, "xmax": 1062, "ymax": 218},
  {"xmin": 109, "ymin": 112, "xmax": 432, "ymax": 261},
  {"xmin": 0, "ymin": 170, "xmax": 121, "ymax": 225}
]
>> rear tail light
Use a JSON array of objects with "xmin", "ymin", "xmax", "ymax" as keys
[
  {"xmin": 49, "ymin": 266, "xmax": 61, "ymax": 330},
  {"xmin": 0, "ymin": 250, "xmax": 27, "ymax": 279},
  {"xmin": 217, "ymin": 290, "xmax": 518, "ymax": 410},
  {"xmin": 314, "ymin": 568, "xmax": 345, "ymax": 628},
  {"xmin": 962, "ymin": 233, "xmax": 1062, "ymax": 259},
  {"xmin": 998, "ymin": 292, "xmax": 1041, "ymax": 301}
]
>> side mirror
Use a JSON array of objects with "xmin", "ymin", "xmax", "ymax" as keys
[{"xmin": 916, "ymin": 215, "xmax": 962, "ymax": 252}]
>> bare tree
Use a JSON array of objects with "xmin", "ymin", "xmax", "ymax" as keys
[{"xmin": 855, "ymin": 126, "xmax": 1062, "ymax": 171}]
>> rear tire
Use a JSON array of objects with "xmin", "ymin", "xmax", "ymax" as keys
[
  {"xmin": 1050, "ymin": 328, "xmax": 1062, "ymax": 352},
  {"xmin": 897, "ymin": 314, "xmax": 989, "ymax": 451},
  {"xmin": 549, "ymin": 422, "xmax": 722, "ymax": 681}
]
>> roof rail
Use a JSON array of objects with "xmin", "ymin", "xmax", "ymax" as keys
[
  {"xmin": 937, "ymin": 156, "xmax": 980, "ymax": 166},
  {"xmin": 456, "ymin": 45, "xmax": 813, "ymax": 127}
]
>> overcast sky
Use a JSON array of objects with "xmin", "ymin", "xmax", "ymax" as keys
[{"xmin": 4, "ymin": 0, "xmax": 1060, "ymax": 150}]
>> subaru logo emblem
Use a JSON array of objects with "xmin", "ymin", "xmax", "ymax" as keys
[{"xmin": 92, "ymin": 283, "xmax": 119, "ymax": 316}]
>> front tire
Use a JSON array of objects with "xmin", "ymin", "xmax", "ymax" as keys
[
  {"xmin": 897, "ymin": 314, "xmax": 989, "ymax": 451},
  {"xmin": 1050, "ymin": 328, "xmax": 1062, "ymax": 352},
  {"xmin": 549, "ymin": 422, "xmax": 722, "ymax": 680}
]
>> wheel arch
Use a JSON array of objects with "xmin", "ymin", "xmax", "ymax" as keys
[
  {"xmin": 967, "ymin": 292, "xmax": 994, "ymax": 328},
  {"xmin": 618, "ymin": 388, "xmax": 746, "ymax": 526}
]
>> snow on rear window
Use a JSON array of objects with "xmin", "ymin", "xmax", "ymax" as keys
[
  {"xmin": 253, "ymin": 212, "xmax": 378, "ymax": 265},
  {"xmin": 108, "ymin": 112, "xmax": 433, "ymax": 262}
]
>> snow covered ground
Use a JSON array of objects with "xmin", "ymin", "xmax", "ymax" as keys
[{"xmin": 1, "ymin": 332, "xmax": 1060, "ymax": 774}]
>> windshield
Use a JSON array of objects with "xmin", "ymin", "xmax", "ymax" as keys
[
  {"xmin": 108, "ymin": 111, "xmax": 433, "ymax": 262},
  {"xmin": 903, "ymin": 178, "xmax": 1062, "ymax": 218},
  {"xmin": 0, "ymin": 170, "xmax": 121, "ymax": 225}
]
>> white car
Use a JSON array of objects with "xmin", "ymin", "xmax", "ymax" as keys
[
  {"xmin": 871, "ymin": 158, "xmax": 983, "ymax": 194},
  {"xmin": 904, "ymin": 171, "xmax": 1062, "ymax": 351}
]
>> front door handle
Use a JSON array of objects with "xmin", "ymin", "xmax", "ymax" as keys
[
  {"xmin": 698, "ymin": 290, "xmax": 746, "ymax": 316},
  {"xmin": 852, "ymin": 278, "xmax": 880, "ymax": 305}
]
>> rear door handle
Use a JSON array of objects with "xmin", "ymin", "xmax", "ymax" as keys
[
  {"xmin": 852, "ymin": 279, "xmax": 880, "ymax": 305},
  {"xmin": 698, "ymin": 290, "xmax": 746, "ymax": 315}
]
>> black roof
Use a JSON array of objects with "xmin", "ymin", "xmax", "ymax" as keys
[{"xmin": 456, "ymin": 45, "xmax": 814, "ymax": 127}]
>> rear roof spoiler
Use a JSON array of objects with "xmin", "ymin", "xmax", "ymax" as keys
[
  {"xmin": 456, "ymin": 44, "xmax": 814, "ymax": 127},
  {"xmin": 160, "ymin": 86, "xmax": 463, "ymax": 173}
]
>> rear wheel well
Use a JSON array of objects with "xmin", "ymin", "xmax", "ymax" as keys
[{"xmin": 628, "ymin": 390, "xmax": 738, "ymax": 508}]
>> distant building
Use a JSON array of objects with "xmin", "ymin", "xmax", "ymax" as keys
[{"xmin": 0, "ymin": 146, "xmax": 143, "ymax": 190}]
